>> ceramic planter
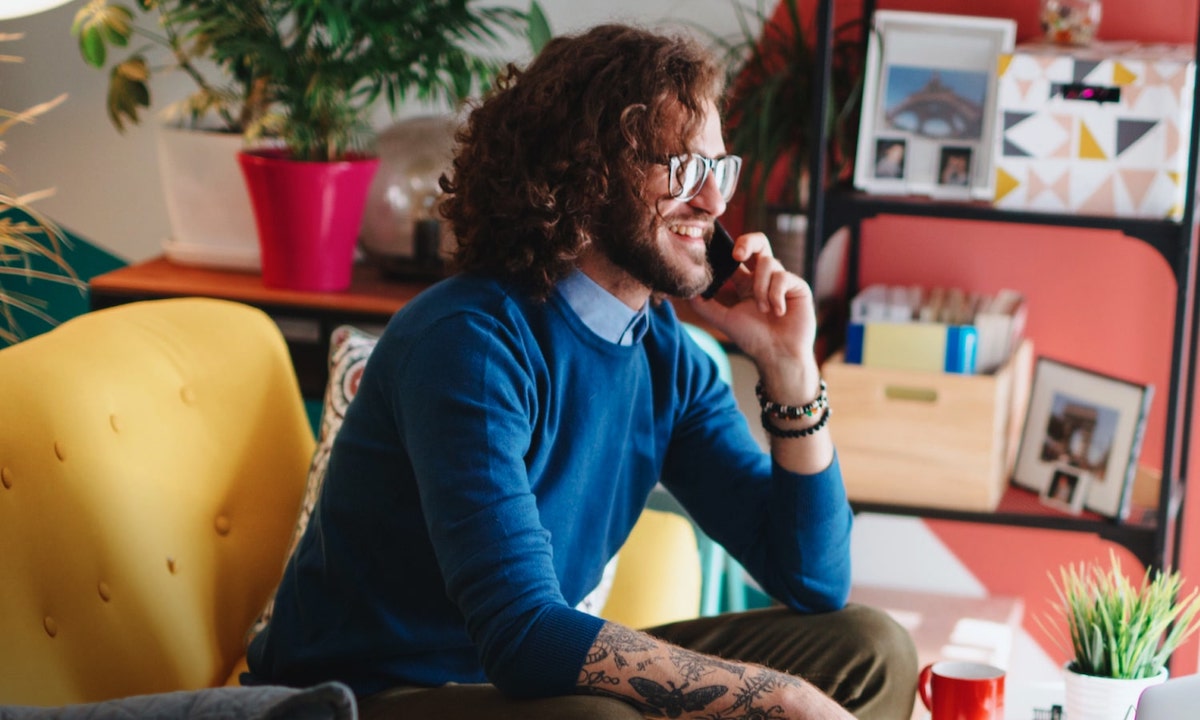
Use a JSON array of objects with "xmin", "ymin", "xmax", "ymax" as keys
[
  {"xmin": 157, "ymin": 126, "xmax": 261, "ymax": 271},
  {"xmin": 1063, "ymin": 664, "xmax": 1167, "ymax": 720},
  {"xmin": 238, "ymin": 150, "xmax": 380, "ymax": 292}
]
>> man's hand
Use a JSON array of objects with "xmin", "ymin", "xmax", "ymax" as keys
[
  {"xmin": 686, "ymin": 230, "xmax": 833, "ymax": 474},
  {"xmin": 687, "ymin": 231, "xmax": 819, "ymax": 401}
]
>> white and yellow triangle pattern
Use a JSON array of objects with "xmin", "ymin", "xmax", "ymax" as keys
[{"xmin": 992, "ymin": 42, "xmax": 1195, "ymax": 219}]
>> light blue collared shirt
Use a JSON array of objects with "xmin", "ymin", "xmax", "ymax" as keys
[{"xmin": 555, "ymin": 269, "xmax": 650, "ymax": 346}]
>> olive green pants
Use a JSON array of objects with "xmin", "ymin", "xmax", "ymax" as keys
[{"xmin": 359, "ymin": 604, "xmax": 919, "ymax": 720}]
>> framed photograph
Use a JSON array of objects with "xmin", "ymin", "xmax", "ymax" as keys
[
  {"xmin": 1012, "ymin": 357, "xmax": 1154, "ymax": 520},
  {"xmin": 1039, "ymin": 464, "xmax": 1089, "ymax": 515},
  {"xmin": 853, "ymin": 11, "xmax": 1016, "ymax": 200}
]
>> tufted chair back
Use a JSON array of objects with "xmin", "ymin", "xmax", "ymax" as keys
[{"xmin": 0, "ymin": 298, "xmax": 315, "ymax": 706}]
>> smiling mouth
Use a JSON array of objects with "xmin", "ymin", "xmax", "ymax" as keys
[{"xmin": 667, "ymin": 223, "xmax": 707, "ymax": 239}]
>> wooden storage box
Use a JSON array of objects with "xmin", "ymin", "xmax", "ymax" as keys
[{"xmin": 822, "ymin": 339, "xmax": 1033, "ymax": 512}]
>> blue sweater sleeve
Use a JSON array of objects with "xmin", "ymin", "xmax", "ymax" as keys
[
  {"xmin": 658, "ymin": 328, "xmax": 853, "ymax": 612},
  {"xmin": 390, "ymin": 309, "xmax": 604, "ymax": 697}
]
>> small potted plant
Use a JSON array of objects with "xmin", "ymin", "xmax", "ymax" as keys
[
  {"xmin": 1043, "ymin": 550, "xmax": 1200, "ymax": 720},
  {"xmin": 72, "ymin": 0, "xmax": 275, "ymax": 270},
  {"xmin": 215, "ymin": 0, "xmax": 531, "ymax": 291},
  {"xmin": 0, "ymin": 33, "xmax": 82, "ymax": 346}
]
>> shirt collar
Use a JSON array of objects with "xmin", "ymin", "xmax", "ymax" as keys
[{"xmin": 556, "ymin": 269, "xmax": 650, "ymax": 346}]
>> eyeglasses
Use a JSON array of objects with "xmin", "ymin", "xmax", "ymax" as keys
[{"xmin": 665, "ymin": 153, "xmax": 742, "ymax": 203}]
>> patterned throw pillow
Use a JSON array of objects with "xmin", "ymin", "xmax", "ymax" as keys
[{"xmin": 248, "ymin": 325, "xmax": 379, "ymax": 641}]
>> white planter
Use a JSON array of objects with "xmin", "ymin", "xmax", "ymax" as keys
[
  {"xmin": 156, "ymin": 126, "xmax": 261, "ymax": 271},
  {"xmin": 1063, "ymin": 665, "xmax": 1168, "ymax": 720}
]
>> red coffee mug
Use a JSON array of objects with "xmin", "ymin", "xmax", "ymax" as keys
[{"xmin": 918, "ymin": 661, "xmax": 1005, "ymax": 720}]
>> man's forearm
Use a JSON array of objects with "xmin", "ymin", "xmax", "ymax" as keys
[{"xmin": 575, "ymin": 622, "xmax": 853, "ymax": 719}]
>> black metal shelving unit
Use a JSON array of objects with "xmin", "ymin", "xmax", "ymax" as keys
[{"xmin": 804, "ymin": 0, "xmax": 1200, "ymax": 573}]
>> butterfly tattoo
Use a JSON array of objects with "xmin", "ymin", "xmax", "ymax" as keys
[{"xmin": 628, "ymin": 678, "xmax": 728, "ymax": 718}]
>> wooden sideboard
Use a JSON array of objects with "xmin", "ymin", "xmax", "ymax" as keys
[{"xmin": 89, "ymin": 256, "xmax": 724, "ymax": 400}]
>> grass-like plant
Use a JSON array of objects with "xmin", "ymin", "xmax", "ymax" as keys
[
  {"xmin": 1043, "ymin": 550, "xmax": 1200, "ymax": 679},
  {"xmin": 0, "ymin": 33, "xmax": 83, "ymax": 345}
]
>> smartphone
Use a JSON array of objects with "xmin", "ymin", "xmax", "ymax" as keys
[{"xmin": 701, "ymin": 222, "xmax": 739, "ymax": 299}]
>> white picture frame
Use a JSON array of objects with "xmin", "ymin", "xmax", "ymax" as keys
[
  {"xmin": 853, "ymin": 11, "xmax": 1016, "ymax": 200},
  {"xmin": 1012, "ymin": 357, "xmax": 1154, "ymax": 521}
]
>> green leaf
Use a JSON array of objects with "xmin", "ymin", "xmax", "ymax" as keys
[
  {"xmin": 527, "ymin": 1, "xmax": 552, "ymax": 54},
  {"xmin": 79, "ymin": 27, "xmax": 107, "ymax": 68}
]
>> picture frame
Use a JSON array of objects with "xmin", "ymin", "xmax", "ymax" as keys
[
  {"xmin": 1012, "ymin": 357, "xmax": 1154, "ymax": 520},
  {"xmin": 1039, "ymin": 464, "xmax": 1089, "ymax": 515},
  {"xmin": 853, "ymin": 10, "xmax": 1016, "ymax": 200}
]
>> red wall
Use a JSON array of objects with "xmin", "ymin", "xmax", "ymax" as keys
[{"xmin": 770, "ymin": 0, "xmax": 1200, "ymax": 673}]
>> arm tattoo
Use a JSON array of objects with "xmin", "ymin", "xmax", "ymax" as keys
[
  {"xmin": 577, "ymin": 624, "xmax": 812, "ymax": 720},
  {"xmin": 629, "ymin": 678, "xmax": 728, "ymax": 718}
]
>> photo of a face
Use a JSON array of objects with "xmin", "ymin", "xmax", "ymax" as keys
[
  {"xmin": 883, "ymin": 66, "xmax": 989, "ymax": 141},
  {"xmin": 938, "ymin": 147, "xmax": 972, "ymax": 186},
  {"xmin": 1048, "ymin": 468, "xmax": 1079, "ymax": 503},
  {"xmin": 874, "ymin": 139, "xmax": 907, "ymax": 179}
]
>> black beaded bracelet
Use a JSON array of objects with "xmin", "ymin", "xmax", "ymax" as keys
[
  {"xmin": 755, "ymin": 378, "xmax": 828, "ymax": 420},
  {"xmin": 760, "ymin": 406, "xmax": 831, "ymax": 438}
]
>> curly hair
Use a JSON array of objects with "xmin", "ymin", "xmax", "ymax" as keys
[{"xmin": 440, "ymin": 24, "xmax": 724, "ymax": 299}]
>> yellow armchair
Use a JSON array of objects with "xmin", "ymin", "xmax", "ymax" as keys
[
  {"xmin": 0, "ymin": 298, "xmax": 315, "ymax": 706},
  {"xmin": 0, "ymin": 297, "xmax": 709, "ymax": 710}
]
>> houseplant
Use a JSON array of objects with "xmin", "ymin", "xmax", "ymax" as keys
[
  {"xmin": 0, "ymin": 32, "xmax": 82, "ymax": 346},
  {"xmin": 1044, "ymin": 550, "xmax": 1200, "ymax": 719},
  {"xmin": 72, "ymin": 0, "xmax": 275, "ymax": 269},
  {"xmin": 714, "ymin": 0, "xmax": 864, "ymax": 234},
  {"xmin": 205, "ymin": 0, "xmax": 531, "ymax": 291}
]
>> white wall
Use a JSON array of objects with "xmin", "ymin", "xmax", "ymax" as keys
[{"xmin": 0, "ymin": 0, "xmax": 757, "ymax": 262}]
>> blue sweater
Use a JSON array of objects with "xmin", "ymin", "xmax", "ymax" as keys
[{"xmin": 246, "ymin": 274, "xmax": 852, "ymax": 698}]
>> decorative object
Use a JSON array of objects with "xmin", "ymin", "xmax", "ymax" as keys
[
  {"xmin": 0, "ymin": 32, "xmax": 80, "ymax": 345},
  {"xmin": 1040, "ymin": 0, "xmax": 1102, "ymax": 46},
  {"xmin": 714, "ymin": 0, "xmax": 865, "ymax": 235},
  {"xmin": 992, "ymin": 41, "xmax": 1195, "ymax": 220},
  {"xmin": 219, "ymin": 0, "xmax": 530, "ymax": 291},
  {"xmin": 1043, "ymin": 550, "xmax": 1200, "ymax": 720},
  {"xmin": 360, "ymin": 115, "xmax": 460, "ymax": 280},
  {"xmin": 1012, "ymin": 357, "xmax": 1153, "ymax": 520},
  {"xmin": 238, "ymin": 150, "xmax": 380, "ymax": 292},
  {"xmin": 854, "ymin": 11, "xmax": 1015, "ymax": 201}
]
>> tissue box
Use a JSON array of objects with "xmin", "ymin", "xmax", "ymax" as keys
[
  {"xmin": 993, "ymin": 41, "xmax": 1195, "ymax": 219},
  {"xmin": 823, "ymin": 340, "xmax": 1033, "ymax": 512}
]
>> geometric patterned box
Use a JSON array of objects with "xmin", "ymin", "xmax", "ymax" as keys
[{"xmin": 993, "ymin": 41, "xmax": 1195, "ymax": 219}]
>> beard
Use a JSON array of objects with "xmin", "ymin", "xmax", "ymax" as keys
[{"xmin": 594, "ymin": 204, "xmax": 714, "ymax": 298}]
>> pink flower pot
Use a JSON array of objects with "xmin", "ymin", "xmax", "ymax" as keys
[{"xmin": 238, "ymin": 149, "xmax": 381, "ymax": 292}]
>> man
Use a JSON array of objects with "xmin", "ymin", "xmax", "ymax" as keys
[{"xmin": 246, "ymin": 23, "xmax": 918, "ymax": 720}]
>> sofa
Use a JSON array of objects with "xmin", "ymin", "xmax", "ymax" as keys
[{"xmin": 0, "ymin": 297, "xmax": 707, "ymax": 715}]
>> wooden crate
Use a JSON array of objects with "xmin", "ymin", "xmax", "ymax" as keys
[{"xmin": 822, "ymin": 339, "xmax": 1033, "ymax": 511}]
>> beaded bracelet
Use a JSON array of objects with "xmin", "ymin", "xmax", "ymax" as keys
[
  {"xmin": 760, "ymin": 406, "xmax": 831, "ymax": 438},
  {"xmin": 755, "ymin": 378, "xmax": 828, "ymax": 420}
]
